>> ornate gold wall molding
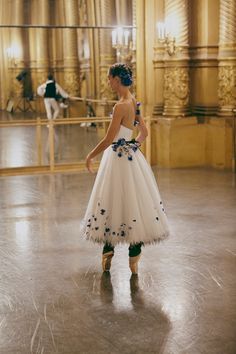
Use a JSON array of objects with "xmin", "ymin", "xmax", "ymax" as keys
[
  {"xmin": 218, "ymin": 65, "xmax": 236, "ymax": 107},
  {"xmin": 163, "ymin": 66, "xmax": 190, "ymax": 115},
  {"xmin": 218, "ymin": 0, "xmax": 236, "ymax": 116},
  {"xmin": 63, "ymin": 70, "xmax": 81, "ymax": 95},
  {"xmin": 190, "ymin": 46, "xmax": 219, "ymax": 68}
]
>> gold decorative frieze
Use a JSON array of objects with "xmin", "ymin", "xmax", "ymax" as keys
[
  {"xmin": 218, "ymin": 65, "xmax": 236, "ymax": 107},
  {"xmin": 63, "ymin": 71, "xmax": 80, "ymax": 96},
  {"xmin": 163, "ymin": 67, "xmax": 190, "ymax": 115},
  {"xmin": 218, "ymin": 0, "xmax": 236, "ymax": 115}
]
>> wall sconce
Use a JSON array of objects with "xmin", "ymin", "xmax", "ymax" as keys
[
  {"xmin": 157, "ymin": 22, "xmax": 176, "ymax": 56},
  {"xmin": 111, "ymin": 27, "xmax": 132, "ymax": 63}
]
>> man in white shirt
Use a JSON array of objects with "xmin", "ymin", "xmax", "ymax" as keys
[{"xmin": 37, "ymin": 74, "xmax": 69, "ymax": 120}]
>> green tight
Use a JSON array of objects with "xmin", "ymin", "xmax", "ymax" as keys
[{"xmin": 102, "ymin": 242, "xmax": 143, "ymax": 257}]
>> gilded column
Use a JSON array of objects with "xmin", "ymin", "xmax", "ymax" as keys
[
  {"xmin": 153, "ymin": 0, "xmax": 165, "ymax": 115},
  {"xmin": 50, "ymin": 0, "xmax": 64, "ymax": 80},
  {"xmin": 62, "ymin": 0, "xmax": 80, "ymax": 96},
  {"xmin": 163, "ymin": 0, "xmax": 190, "ymax": 116},
  {"xmin": 99, "ymin": 0, "xmax": 116, "ymax": 101},
  {"xmin": 10, "ymin": 0, "xmax": 25, "ymax": 98},
  {"xmin": 131, "ymin": 0, "xmax": 137, "ymax": 94},
  {"xmin": 135, "ymin": 0, "xmax": 145, "ymax": 104},
  {"xmin": 218, "ymin": 0, "xmax": 236, "ymax": 116},
  {"xmin": 78, "ymin": 0, "xmax": 92, "ymax": 97},
  {"xmin": 30, "ymin": 0, "xmax": 50, "ymax": 95},
  {"xmin": 86, "ymin": 0, "xmax": 97, "ymax": 97}
]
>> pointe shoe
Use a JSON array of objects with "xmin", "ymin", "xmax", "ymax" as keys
[
  {"xmin": 102, "ymin": 251, "xmax": 114, "ymax": 272},
  {"xmin": 129, "ymin": 254, "xmax": 141, "ymax": 274}
]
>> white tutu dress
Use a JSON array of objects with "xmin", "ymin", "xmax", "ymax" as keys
[{"xmin": 81, "ymin": 124, "xmax": 169, "ymax": 246}]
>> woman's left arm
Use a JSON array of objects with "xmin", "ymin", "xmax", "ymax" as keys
[{"xmin": 86, "ymin": 104, "xmax": 123, "ymax": 172}]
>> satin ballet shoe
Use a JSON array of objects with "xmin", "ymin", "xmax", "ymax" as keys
[
  {"xmin": 129, "ymin": 254, "xmax": 141, "ymax": 274},
  {"xmin": 102, "ymin": 251, "xmax": 114, "ymax": 272}
]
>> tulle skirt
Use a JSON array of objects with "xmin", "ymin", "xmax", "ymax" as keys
[{"xmin": 80, "ymin": 146, "xmax": 169, "ymax": 246}]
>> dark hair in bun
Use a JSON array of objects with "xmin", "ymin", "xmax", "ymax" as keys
[{"xmin": 109, "ymin": 63, "xmax": 133, "ymax": 86}]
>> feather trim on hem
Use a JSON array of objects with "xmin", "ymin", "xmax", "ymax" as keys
[
  {"xmin": 80, "ymin": 219, "xmax": 169, "ymax": 246},
  {"xmin": 83, "ymin": 234, "xmax": 169, "ymax": 246}
]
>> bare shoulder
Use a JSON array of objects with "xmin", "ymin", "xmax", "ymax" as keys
[
  {"xmin": 114, "ymin": 101, "xmax": 127, "ymax": 109},
  {"xmin": 113, "ymin": 102, "xmax": 126, "ymax": 115}
]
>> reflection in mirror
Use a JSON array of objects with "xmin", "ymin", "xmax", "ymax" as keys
[
  {"xmin": 0, "ymin": 120, "xmax": 110, "ymax": 169},
  {"xmin": 52, "ymin": 123, "xmax": 105, "ymax": 165}
]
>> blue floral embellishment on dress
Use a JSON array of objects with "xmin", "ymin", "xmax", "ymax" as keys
[
  {"xmin": 134, "ymin": 102, "xmax": 141, "ymax": 126},
  {"xmin": 112, "ymin": 138, "xmax": 140, "ymax": 161}
]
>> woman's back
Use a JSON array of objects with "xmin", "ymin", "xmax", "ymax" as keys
[{"xmin": 115, "ymin": 96, "xmax": 136, "ymax": 130}]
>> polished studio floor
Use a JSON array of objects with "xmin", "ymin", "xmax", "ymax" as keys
[{"xmin": 0, "ymin": 167, "xmax": 235, "ymax": 354}]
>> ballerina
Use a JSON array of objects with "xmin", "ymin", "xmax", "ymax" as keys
[{"xmin": 81, "ymin": 63, "xmax": 169, "ymax": 274}]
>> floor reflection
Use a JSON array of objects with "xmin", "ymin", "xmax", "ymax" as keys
[
  {"xmin": 100, "ymin": 272, "xmax": 114, "ymax": 304},
  {"xmin": 100, "ymin": 272, "xmax": 146, "ymax": 309},
  {"xmin": 96, "ymin": 271, "xmax": 171, "ymax": 353},
  {"xmin": 129, "ymin": 274, "xmax": 146, "ymax": 308}
]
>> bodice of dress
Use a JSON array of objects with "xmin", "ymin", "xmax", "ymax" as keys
[{"xmin": 114, "ymin": 124, "xmax": 133, "ymax": 142}]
